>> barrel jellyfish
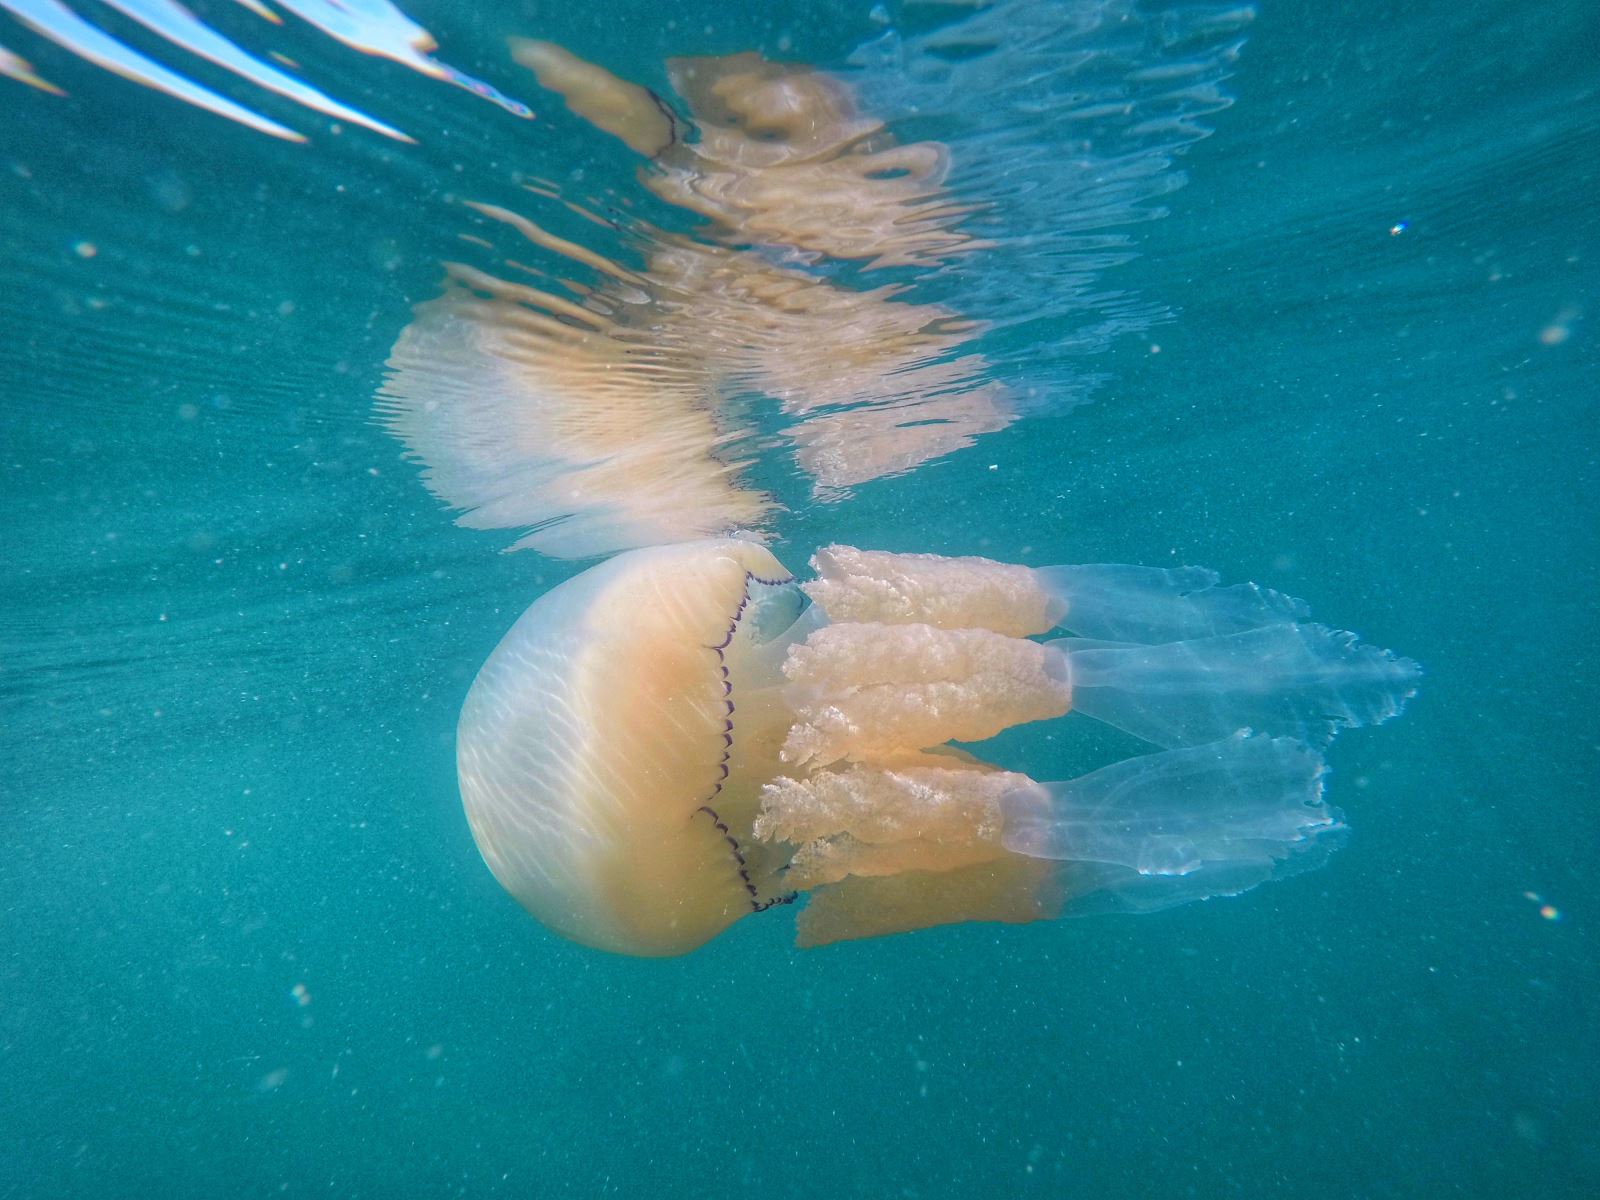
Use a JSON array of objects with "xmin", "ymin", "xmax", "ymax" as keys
[{"xmin": 458, "ymin": 540, "xmax": 1420, "ymax": 955}]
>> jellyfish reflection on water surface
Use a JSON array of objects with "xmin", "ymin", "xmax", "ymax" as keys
[
  {"xmin": 458, "ymin": 541, "xmax": 1420, "ymax": 956},
  {"xmin": 380, "ymin": 44, "xmax": 1011, "ymax": 559}
]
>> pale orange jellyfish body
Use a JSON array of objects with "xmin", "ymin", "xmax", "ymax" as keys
[
  {"xmin": 458, "ymin": 541, "xmax": 1420, "ymax": 956},
  {"xmin": 457, "ymin": 540, "xmax": 799, "ymax": 956}
]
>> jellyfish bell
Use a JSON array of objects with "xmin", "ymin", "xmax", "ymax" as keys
[
  {"xmin": 458, "ymin": 540, "xmax": 1420, "ymax": 956},
  {"xmin": 457, "ymin": 538, "xmax": 802, "ymax": 956}
]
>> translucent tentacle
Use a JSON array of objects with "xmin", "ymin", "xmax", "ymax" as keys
[
  {"xmin": 1053, "ymin": 624, "xmax": 1422, "ymax": 749},
  {"xmin": 1001, "ymin": 733, "xmax": 1343, "ymax": 912},
  {"xmin": 1035, "ymin": 563, "xmax": 1309, "ymax": 643}
]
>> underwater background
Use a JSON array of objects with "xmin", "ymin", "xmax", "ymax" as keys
[{"xmin": 1, "ymin": 0, "xmax": 1595, "ymax": 1196}]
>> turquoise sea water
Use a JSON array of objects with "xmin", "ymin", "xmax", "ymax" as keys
[{"xmin": 2, "ymin": 1, "xmax": 1596, "ymax": 1196}]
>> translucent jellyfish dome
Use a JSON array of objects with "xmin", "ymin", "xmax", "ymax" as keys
[{"xmin": 458, "ymin": 540, "xmax": 1420, "ymax": 956}]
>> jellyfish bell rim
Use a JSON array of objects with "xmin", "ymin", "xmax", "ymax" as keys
[{"xmin": 455, "ymin": 536, "xmax": 797, "ymax": 957}]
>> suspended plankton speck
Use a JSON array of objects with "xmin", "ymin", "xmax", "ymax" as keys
[
  {"xmin": 1523, "ymin": 891, "xmax": 1561, "ymax": 920},
  {"xmin": 73, "ymin": 240, "xmax": 97, "ymax": 258},
  {"xmin": 1389, "ymin": 221, "xmax": 1408, "ymax": 235},
  {"xmin": 1538, "ymin": 314, "xmax": 1575, "ymax": 346}
]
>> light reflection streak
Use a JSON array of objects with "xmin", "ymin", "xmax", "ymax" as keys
[
  {"xmin": 267, "ymin": 0, "xmax": 532, "ymax": 116},
  {"xmin": 100, "ymin": 0, "xmax": 411, "ymax": 141},
  {"xmin": 0, "ymin": 38, "xmax": 61, "ymax": 92},
  {"xmin": 1, "ymin": 0, "xmax": 304, "ymax": 139},
  {"xmin": 0, "ymin": 0, "xmax": 529, "ymax": 138}
]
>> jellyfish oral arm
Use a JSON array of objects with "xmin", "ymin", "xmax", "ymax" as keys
[
  {"xmin": 805, "ymin": 545, "xmax": 1319, "ymax": 644},
  {"xmin": 779, "ymin": 621, "xmax": 1071, "ymax": 767},
  {"xmin": 998, "ymin": 732, "xmax": 1339, "ymax": 886},
  {"xmin": 1048, "ymin": 625, "xmax": 1423, "ymax": 751},
  {"xmin": 1032, "ymin": 564, "xmax": 1311, "ymax": 644},
  {"xmin": 804, "ymin": 544, "xmax": 1059, "ymax": 636},
  {"xmin": 761, "ymin": 733, "xmax": 1340, "ymax": 913}
]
